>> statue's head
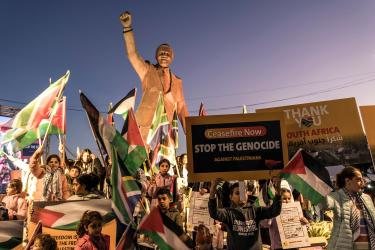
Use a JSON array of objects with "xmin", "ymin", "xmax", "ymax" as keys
[{"xmin": 155, "ymin": 44, "xmax": 174, "ymax": 68}]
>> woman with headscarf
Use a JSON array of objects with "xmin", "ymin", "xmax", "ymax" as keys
[{"xmin": 75, "ymin": 149, "xmax": 105, "ymax": 191}]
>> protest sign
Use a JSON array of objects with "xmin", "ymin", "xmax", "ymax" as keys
[
  {"xmin": 186, "ymin": 113, "xmax": 287, "ymax": 181},
  {"xmin": 258, "ymin": 98, "xmax": 371, "ymax": 166},
  {"xmin": 187, "ymin": 192, "xmax": 215, "ymax": 233},
  {"xmin": 360, "ymin": 106, "xmax": 375, "ymax": 164},
  {"xmin": 28, "ymin": 199, "xmax": 116, "ymax": 250},
  {"xmin": 276, "ymin": 202, "xmax": 310, "ymax": 249}
]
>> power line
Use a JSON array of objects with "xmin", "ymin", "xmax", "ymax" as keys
[
  {"xmin": 193, "ymin": 77, "xmax": 375, "ymax": 113},
  {"xmin": 2, "ymin": 72, "xmax": 375, "ymax": 115},
  {"xmin": 186, "ymin": 71, "xmax": 375, "ymax": 101},
  {"xmin": 0, "ymin": 98, "xmax": 108, "ymax": 114}
]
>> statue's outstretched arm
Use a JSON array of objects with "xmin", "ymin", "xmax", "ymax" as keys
[{"xmin": 120, "ymin": 11, "xmax": 148, "ymax": 81}]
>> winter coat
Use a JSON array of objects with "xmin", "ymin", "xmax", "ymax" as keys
[{"xmin": 320, "ymin": 189, "xmax": 375, "ymax": 250}]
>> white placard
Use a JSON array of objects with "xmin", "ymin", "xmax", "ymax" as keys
[
  {"xmin": 187, "ymin": 192, "xmax": 215, "ymax": 232},
  {"xmin": 276, "ymin": 202, "xmax": 310, "ymax": 249}
]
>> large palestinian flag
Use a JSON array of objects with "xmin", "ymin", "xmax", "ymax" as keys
[
  {"xmin": 280, "ymin": 149, "xmax": 333, "ymax": 205},
  {"xmin": 12, "ymin": 71, "xmax": 69, "ymax": 130},
  {"xmin": 31, "ymin": 199, "xmax": 115, "ymax": 230},
  {"xmin": 138, "ymin": 207, "xmax": 190, "ymax": 250},
  {"xmin": 0, "ymin": 220, "xmax": 23, "ymax": 249}
]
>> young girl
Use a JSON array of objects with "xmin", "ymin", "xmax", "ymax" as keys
[
  {"xmin": 0, "ymin": 179, "xmax": 27, "ymax": 220},
  {"xmin": 75, "ymin": 210, "xmax": 110, "ymax": 250},
  {"xmin": 268, "ymin": 188, "xmax": 309, "ymax": 250},
  {"xmin": 32, "ymin": 233, "xmax": 57, "ymax": 250},
  {"xmin": 147, "ymin": 159, "xmax": 180, "ymax": 209}
]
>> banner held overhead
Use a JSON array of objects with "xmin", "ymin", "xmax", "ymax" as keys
[{"xmin": 186, "ymin": 113, "xmax": 288, "ymax": 181}]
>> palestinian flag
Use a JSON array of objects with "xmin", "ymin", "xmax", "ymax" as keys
[
  {"xmin": 31, "ymin": 199, "xmax": 114, "ymax": 230},
  {"xmin": 107, "ymin": 103, "xmax": 115, "ymax": 126},
  {"xmin": 255, "ymin": 181, "xmax": 273, "ymax": 207},
  {"xmin": 37, "ymin": 96, "xmax": 66, "ymax": 137},
  {"xmin": 121, "ymin": 108, "xmax": 147, "ymax": 170},
  {"xmin": 109, "ymin": 88, "xmax": 136, "ymax": 120},
  {"xmin": 1, "ymin": 127, "xmax": 38, "ymax": 153},
  {"xmin": 147, "ymin": 93, "xmax": 169, "ymax": 150},
  {"xmin": 1, "ymin": 97, "xmax": 66, "ymax": 153},
  {"xmin": 12, "ymin": 71, "xmax": 69, "ymax": 130},
  {"xmin": 80, "ymin": 91, "xmax": 109, "ymax": 156},
  {"xmin": 116, "ymin": 225, "xmax": 137, "ymax": 250},
  {"xmin": 138, "ymin": 207, "xmax": 190, "ymax": 250},
  {"xmin": 268, "ymin": 180, "xmax": 276, "ymax": 200},
  {"xmin": 1, "ymin": 73, "xmax": 69, "ymax": 153},
  {"xmin": 111, "ymin": 109, "xmax": 145, "ymax": 224},
  {"xmin": 80, "ymin": 92, "xmax": 144, "ymax": 224},
  {"xmin": 280, "ymin": 149, "xmax": 333, "ymax": 205},
  {"xmin": 81, "ymin": 92, "xmax": 146, "ymax": 175},
  {"xmin": 0, "ymin": 220, "xmax": 24, "ymax": 249}
]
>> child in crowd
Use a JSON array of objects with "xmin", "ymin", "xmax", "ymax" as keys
[
  {"xmin": 156, "ymin": 187, "xmax": 183, "ymax": 229},
  {"xmin": 209, "ymin": 178, "xmax": 282, "ymax": 250},
  {"xmin": 267, "ymin": 188, "xmax": 309, "ymax": 250},
  {"xmin": 147, "ymin": 159, "xmax": 180, "ymax": 210},
  {"xmin": 75, "ymin": 149, "xmax": 105, "ymax": 191},
  {"xmin": 0, "ymin": 179, "xmax": 27, "ymax": 220},
  {"xmin": 68, "ymin": 174, "xmax": 104, "ymax": 200},
  {"xmin": 32, "ymin": 233, "xmax": 57, "ymax": 250},
  {"xmin": 66, "ymin": 165, "xmax": 81, "ymax": 185},
  {"xmin": 195, "ymin": 224, "xmax": 213, "ymax": 250},
  {"xmin": 156, "ymin": 187, "xmax": 194, "ymax": 248},
  {"xmin": 66, "ymin": 165, "xmax": 81, "ymax": 195},
  {"xmin": 75, "ymin": 210, "xmax": 110, "ymax": 250}
]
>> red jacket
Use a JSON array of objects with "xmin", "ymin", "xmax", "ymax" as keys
[{"xmin": 75, "ymin": 234, "xmax": 110, "ymax": 250}]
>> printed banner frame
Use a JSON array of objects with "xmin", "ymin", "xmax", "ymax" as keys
[
  {"xmin": 258, "ymin": 97, "xmax": 372, "ymax": 166},
  {"xmin": 186, "ymin": 113, "xmax": 288, "ymax": 181},
  {"xmin": 28, "ymin": 199, "xmax": 116, "ymax": 250}
]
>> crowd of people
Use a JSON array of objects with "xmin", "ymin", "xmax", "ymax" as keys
[{"xmin": 0, "ymin": 142, "xmax": 375, "ymax": 250}]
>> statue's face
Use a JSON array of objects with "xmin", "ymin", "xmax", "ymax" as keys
[{"xmin": 157, "ymin": 49, "xmax": 173, "ymax": 68}]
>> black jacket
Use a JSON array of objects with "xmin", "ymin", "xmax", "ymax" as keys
[{"xmin": 208, "ymin": 195, "xmax": 281, "ymax": 250}]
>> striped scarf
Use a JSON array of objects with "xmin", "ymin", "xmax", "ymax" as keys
[
  {"xmin": 42, "ymin": 166, "xmax": 62, "ymax": 201},
  {"xmin": 345, "ymin": 189, "xmax": 375, "ymax": 248}
]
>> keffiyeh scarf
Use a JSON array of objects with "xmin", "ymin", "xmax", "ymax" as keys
[
  {"xmin": 345, "ymin": 189, "xmax": 375, "ymax": 248},
  {"xmin": 42, "ymin": 166, "xmax": 62, "ymax": 201}
]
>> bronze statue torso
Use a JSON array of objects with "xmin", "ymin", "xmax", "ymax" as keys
[{"xmin": 136, "ymin": 62, "xmax": 184, "ymax": 141}]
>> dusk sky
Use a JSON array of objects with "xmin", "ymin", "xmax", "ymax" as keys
[{"xmin": 1, "ymin": 1, "xmax": 375, "ymax": 157}]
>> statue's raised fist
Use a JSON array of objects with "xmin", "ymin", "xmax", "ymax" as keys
[{"xmin": 120, "ymin": 11, "xmax": 132, "ymax": 28}]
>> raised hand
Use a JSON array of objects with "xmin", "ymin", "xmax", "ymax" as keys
[{"xmin": 120, "ymin": 11, "xmax": 132, "ymax": 28}]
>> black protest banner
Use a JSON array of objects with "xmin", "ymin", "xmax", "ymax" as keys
[{"xmin": 186, "ymin": 113, "xmax": 288, "ymax": 181}]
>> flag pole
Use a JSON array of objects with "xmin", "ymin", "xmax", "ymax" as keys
[
  {"xmin": 60, "ymin": 96, "xmax": 67, "ymax": 167},
  {"xmin": 115, "ymin": 225, "xmax": 131, "ymax": 249},
  {"xmin": 38, "ymin": 138, "xmax": 44, "ymax": 165},
  {"xmin": 24, "ymin": 220, "xmax": 42, "ymax": 250}
]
